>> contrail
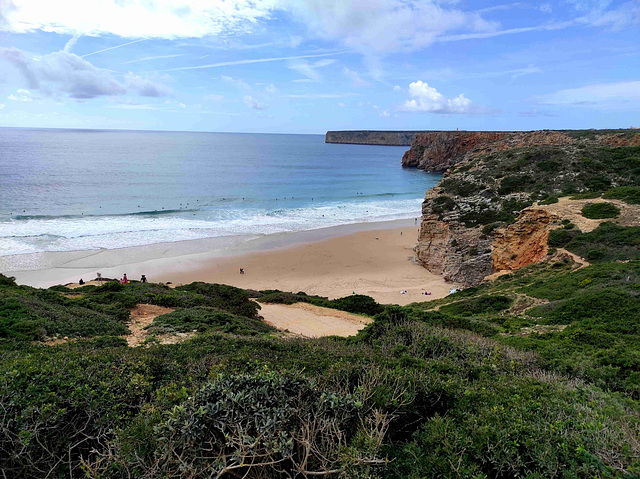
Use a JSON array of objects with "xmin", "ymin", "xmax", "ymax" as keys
[{"xmin": 82, "ymin": 39, "xmax": 146, "ymax": 58}]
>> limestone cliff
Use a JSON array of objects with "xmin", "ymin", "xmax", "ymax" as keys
[
  {"xmin": 413, "ymin": 129, "xmax": 640, "ymax": 285},
  {"xmin": 402, "ymin": 129, "xmax": 638, "ymax": 172},
  {"xmin": 325, "ymin": 130, "xmax": 421, "ymax": 146}
]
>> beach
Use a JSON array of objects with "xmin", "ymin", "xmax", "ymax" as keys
[{"xmin": 6, "ymin": 218, "xmax": 456, "ymax": 306}]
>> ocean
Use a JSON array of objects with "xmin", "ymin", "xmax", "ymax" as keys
[{"xmin": 0, "ymin": 128, "xmax": 440, "ymax": 258}]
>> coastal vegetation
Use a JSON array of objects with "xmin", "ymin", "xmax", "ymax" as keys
[{"xmin": 2, "ymin": 260, "xmax": 640, "ymax": 478}]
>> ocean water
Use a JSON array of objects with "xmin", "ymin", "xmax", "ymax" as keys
[{"xmin": 0, "ymin": 128, "xmax": 440, "ymax": 257}]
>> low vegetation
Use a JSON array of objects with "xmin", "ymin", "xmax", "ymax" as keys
[
  {"xmin": 581, "ymin": 202, "xmax": 621, "ymax": 219},
  {"xmin": 2, "ymin": 253, "xmax": 640, "ymax": 478}
]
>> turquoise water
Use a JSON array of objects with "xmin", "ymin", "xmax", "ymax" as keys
[{"xmin": 0, "ymin": 128, "xmax": 440, "ymax": 256}]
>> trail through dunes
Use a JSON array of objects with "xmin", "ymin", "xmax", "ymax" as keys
[{"xmin": 258, "ymin": 302, "xmax": 371, "ymax": 338}]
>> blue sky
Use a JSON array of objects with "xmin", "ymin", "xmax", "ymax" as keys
[{"xmin": 0, "ymin": 0, "xmax": 638, "ymax": 133}]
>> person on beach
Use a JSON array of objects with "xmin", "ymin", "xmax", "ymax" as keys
[
  {"xmin": 141, "ymin": 275, "xmax": 147, "ymax": 283},
  {"xmin": 239, "ymin": 268, "xmax": 245, "ymax": 274},
  {"xmin": 78, "ymin": 278, "xmax": 84, "ymax": 285},
  {"xmin": 123, "ymin": 273, "xmax": 128, "ymax": 283}
]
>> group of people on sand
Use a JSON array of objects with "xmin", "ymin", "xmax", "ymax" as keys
[
  {"xmin": 119, "ymin": 274, "xmax": 147, "ymax": 284},
  {"xmin": 78, "ymin": 273, "xmax": 147, "ymax": 285}
]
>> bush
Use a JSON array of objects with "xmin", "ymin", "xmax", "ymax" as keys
[
  {"xmin": 155, "ymin": 373, "xmax": 362, "ymax": 477},
  {"xmin": 564, "ymin": 223, "xmax": 640, "ymax": 262},
  {"xmin": 603, "ymin": 186, "xmax": 640, "ymax": 205},
  {"xmin": 540, "ymin": 195, "xmax": 559, "ymax": 205},
  {"xmin": 498, "ymin": 175, "xmax": 532, "ymax": 195},
  {"xmin": 431, "ymin": 195, "xmax": 457, "ymax": 218},
  {"xmin": 581, "ymin": 202, "xmax": 620, "ymax": 219},
  {"xmin": 439, "ymin": 295, "xmax": 512, "ymax": 316},
  {"xmin": 548, "ymin": 228, "xmax": 580, "ymax": 247},
  {"xmin": 148, "ymin": 307, "xmax": 274, "ymax": 335}
]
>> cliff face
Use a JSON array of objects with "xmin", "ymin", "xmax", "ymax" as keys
[
  {"xmin": 401, "ymin": 129, "xmax": 635, "ymax": 172},
  {"xmin": 491, "ymin": 209, "xmax": 557, "ymax": 272},
  {"xmin": 401, "ymin": 131, "xmax": 509, "ymax": 171},
  {"xmin": 413, "ymin": 129, "xmax": 640, "ymax": 285},
  {"xmin": 325, "ymin": 130, "xmax": 421, "ymax": 146}
]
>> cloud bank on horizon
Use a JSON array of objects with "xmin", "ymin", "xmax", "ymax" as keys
[{"xmin": 0, "ymin": 0, "xmax": 638, "ymax": 132}]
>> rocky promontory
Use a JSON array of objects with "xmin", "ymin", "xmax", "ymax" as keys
[
  {"xmin": 412, "ymin": 129, "xmax": 640, "ymax": 285},
  {"xmin": 325, "ymin": 130, "xmax": 421, "ymax": 146},
  {"xmin": 401, "ymin": 129, "xmax": 640, "ymax": 172}
]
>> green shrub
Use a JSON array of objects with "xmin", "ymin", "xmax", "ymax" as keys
[
  {"xmin": 155, "ymin": 373, "xmax": 361, "ymax": 477},
  {"xmin": 439, "ymin": 295, "xmax": 512, "ymax": 316},
  {"xmin": 581, "ymin": 202, "xmax": 620, "ymax": 219},
  {"xmin": 603, "ymin": 186, "xmax": 640, "ymax": 205},
  {"xmin": 548, "ymin": 228, "xmax": 580, "ymax": 247},
  {"xmin": 431, "ymin": 195, "xmax": 457, "ymax": 218},
  {"xmin": 564, "ymin": 223, "xmax": 640, "ymax": 262},
  {"xmin": 498, "ymin": 175, "xmax": 532, "ymax": 195},
  {"xmin": 148, "ymin": 307, "xmax": 274, "ymax": 335},
  {"xmin": 540, "ymin": 195, "xmax": 559, "ymax": 205}
]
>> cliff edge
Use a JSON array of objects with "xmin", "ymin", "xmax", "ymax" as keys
[{"xmin": 414, "ymin": 129, "xmax": 640, "ymax": 285}]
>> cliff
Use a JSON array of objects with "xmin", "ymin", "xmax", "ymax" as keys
[
  {"xmin": 402, "ymin": 129, "xmax": 640, "ymax": 172},
  {"xmin": 413, "ymin": 129, "xmax": 640, "ymax": 285},
  {"xmin": 325, "ymin": 130, "xmax": 422, "ymax": 146}
]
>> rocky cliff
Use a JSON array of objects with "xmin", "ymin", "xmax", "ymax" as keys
[
  {"xmin": 413, "ymin": 129, "xmax": 640, "ymax": 285},
  {"xmin": 325, "ymin": 130, "xmax": 422, "ymax": 146},
  {"xmin": 402, "ymin": 129, "xmax": 640, "ymax": 172}
]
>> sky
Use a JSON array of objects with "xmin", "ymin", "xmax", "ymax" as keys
[{"xmin": 0, "ymin": 0, "xmax": 638, "ymax": 133}]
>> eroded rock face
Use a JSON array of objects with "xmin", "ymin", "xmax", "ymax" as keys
[
  {"xmin": 414, "ymin": 189, "xmax": 493, "ymax": 285},
  {"xmin": 402, "ymin": 131, "xmax": 509, "ymax": 171},
  {"xmin": 491, "ymin": 209, "xmax": 558, "ymax": 272}
]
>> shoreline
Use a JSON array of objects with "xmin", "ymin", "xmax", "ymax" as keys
[{"xmin": 4, "ymin": 217, "xmax": 456, "ymax": 306}]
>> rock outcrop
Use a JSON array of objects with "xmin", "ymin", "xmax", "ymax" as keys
[
  {"xmin": 412, "ymin": 129, "xmax": 640, "ymax": 285},
  {"xmin": 491, "ymin": 209, "xmax": 557, "ymax": 272}
]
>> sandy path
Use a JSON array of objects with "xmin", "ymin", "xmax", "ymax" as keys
[
  {"xmin": 258, "ymin": 302, "xmax": 371, "ymax": 338},
  {"xmin": 125, "ymin": 304, "xmax": 176, "ymax": 347}
]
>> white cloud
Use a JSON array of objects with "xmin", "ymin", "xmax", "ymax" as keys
[
  {"xmin": 1, "ymin": 0, "xmax": 278, "ymax": 38},
  {"xmin": 221, "ymin": 75, "xmax": 252, "ymax": 91},
  {"xmin": 398, "ymin": 81, "xmax": 472, "ymax": 114},
  {"xmin": 288, "ymin": 58, "xmax": 336, "ymax": 82},
  {"xmin": 7, "ymin": 88, "xmax": 34, "ymax": 101},
  {"xmin": 379, "ymin": 110, "xmax": 390, "ymax": 117},
  {"xmin": 343, "ymin": 67, "xmax": 370, "ymax": 87},
  {"xmin": 265, "ymin": 84, "xmax": 278, "ymax": 94},
  {"xmin": 277, "ymin": 0, "xmax": 497, "ymax": 52},
  {"xmin": 533, "ymin": 81, "xmax": 640, "ymax": 107},
  {"xmin": 0, "ymin": 47, "xmax": 176, "ymax": 100},
  {"xmin": 338, "ymin": 102, "xmax": 345, "ymax": 107},
  {"xmin": 393, "ymin": 85, "xmax": 402, "ymax": 92},
  {"xmin": 0, "ymin": 48, "xmax": 125, "ymax": 99},
  {"xmin": 244, "ymin": 95, "xmax": 266, "ymax": 110},
  {"xmin": 0, "ymin": 103, "xmax": 5, "ymax": 109},
  {"xmin": 125, "ymin": 74, "xmax": 172, "ymax": 97},
  {"xmin": 539, "ymin": 3, "xmax": 552, "ymax": 13}
]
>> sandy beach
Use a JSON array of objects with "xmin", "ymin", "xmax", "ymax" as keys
[{"xmin": 4, "ymin": 218, "xmax": 457, "ymax": 306}]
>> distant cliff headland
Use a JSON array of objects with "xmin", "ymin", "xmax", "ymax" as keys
[{"xmin": 325, "ymin": 130, "xmax": 422, "ymax": 146}]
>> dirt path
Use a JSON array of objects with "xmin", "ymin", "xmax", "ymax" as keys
[
  {"xmin": 258, "ymin": 302, "xmax": 371, "ymax": 338},
  {"xmin": 125, "ymin": 304, "xmax": 176, "ymax": 347}
]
